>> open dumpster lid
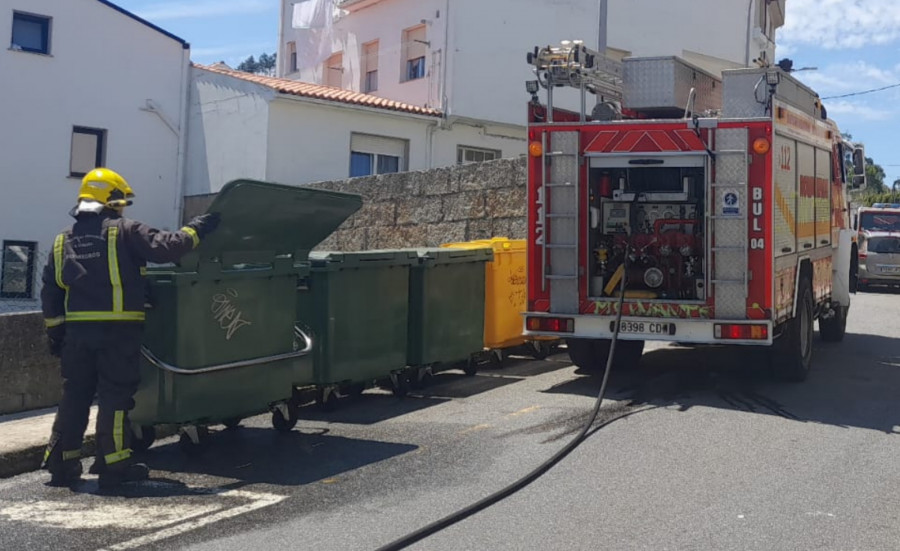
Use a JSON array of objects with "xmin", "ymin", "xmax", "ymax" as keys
[{"xmin": 193, "ymin": 179, "xmax": 362, "ymax": 263}]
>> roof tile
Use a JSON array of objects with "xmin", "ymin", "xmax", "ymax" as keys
[{"xmin": 196, "ymin": 64, "xmax": 442, "ymax": 117}]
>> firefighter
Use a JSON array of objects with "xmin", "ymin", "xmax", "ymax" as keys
[{"xmin": 41, "ymin": 168, "xmax": 221, "ymax": 488}]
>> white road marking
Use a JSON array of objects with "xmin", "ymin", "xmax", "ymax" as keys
[
  {"xmin": 96, "ymin": 490, "xmax": 286, "ymax": 551},
  {"xmin": 0, "ymin": 498, "xmax": 222, "ymax": 530}
]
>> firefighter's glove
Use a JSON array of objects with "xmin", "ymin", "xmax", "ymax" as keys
[
  {"xmin": 187, "ymin": 212, "xmax": 221, "ymax": 239},
  {"xmin": 46, "ymin": 325, "xmax": 65, "ymax": 358}
]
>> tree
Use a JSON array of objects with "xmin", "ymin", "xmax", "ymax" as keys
[
  {"xmin": 237, "ymin": 52, "xmax": 277, "ymax": 76},
  {"xmin": 865, "ymin": 157, "xmax": 886, "ymax": 194}
]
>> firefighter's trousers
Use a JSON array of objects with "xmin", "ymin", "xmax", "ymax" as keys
[{"xmin": 45, "ymin": 323, "xmax": 143, "ymax": 472}]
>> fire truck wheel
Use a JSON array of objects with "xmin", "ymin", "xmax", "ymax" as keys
[
  {"xmin": 566, "ymin": 338, "xmax": 606, "ymax": 371},
  {"xmin": 612, "ymin": 340, "xmax": 645, "ymax": 370},
  {"xmin": 771, "ymin": 276, "xmax": 813, "ymax": 382},
  {"xmin": 818, "ymin": 304, "xmax": 847, "ymax": 342}
]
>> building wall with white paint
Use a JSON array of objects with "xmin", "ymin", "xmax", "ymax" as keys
[
  {"xmin": 279, "ymin": 0, "xmax": 785, "ymax": 128},
  {"xmin": 186, "ymin": 67, "xmax": 526, "ymax": 196},
  {"xmin": 184, "ymin": 69, "xmax": 274, "ymax": 195},
  {"xmin": 0, "ymin": 0, "xmax": 189, "ymax": 311},
  {"xmin": 607, "ymin": 0, "xmax": 785, "ymax": 76}
]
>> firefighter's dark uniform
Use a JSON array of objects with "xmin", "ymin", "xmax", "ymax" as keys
[{"xmin": 41, "ymin": 209, "xmax": 210, "ymax": 484}]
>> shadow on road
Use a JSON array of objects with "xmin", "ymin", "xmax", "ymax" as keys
[
  {"xmin": 542, "ymin": 331, "xmax": 900, "ymax": 435},
  {"xmin": 295, "ymin": 353, "xmax": 573, "ymax": 424},
  {"xmin": 144, "ymin": 428, "xmax": 417, "ymax": 487}
]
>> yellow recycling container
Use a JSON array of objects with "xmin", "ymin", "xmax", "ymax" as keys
[{"xmin": 441, "ymin": 238, "xmax": 529, "ymax": 349}]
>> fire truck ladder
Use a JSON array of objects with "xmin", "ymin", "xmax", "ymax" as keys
[
  {"xmin": 541, "ymin": 131, "xmax": 581, "ymax": 314},
  {"xmin": 710, "ymin": 128, "xmax": 749, "ymax": 319}
]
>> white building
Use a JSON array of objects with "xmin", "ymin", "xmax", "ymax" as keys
[
  {"xmin": 184, "ymin": 64, "xmax": 525, "ymax": 196},
  {"xmin": 0, "ymin": 0, "xmax": 190, "ymax": 312},
  {"xmin": 606, "ymin": 0, "xmax": 785, "ymax": 76},
  {"xmin": 278, "ymin": 0, "xmax": 785, "ymax": 128}
]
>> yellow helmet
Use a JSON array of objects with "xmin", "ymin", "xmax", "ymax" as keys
[{"xmin": 79, "ymin": 168, "xmax": 135, "ymax": 208}]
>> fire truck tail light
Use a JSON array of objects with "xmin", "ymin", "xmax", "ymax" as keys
[
  {"xmin": 526, "ymin": 316, "xmax": 574, "ymax": 333},
  {"xmin": 752, "ymin": 138, "xmax": 770, "ymax": 155},
  {"xmin": 714, "ymin": 324, "xmax": 768, "ymax": 340},
  {"xmin": 529, "ymin": 141, "xmax": 543, "ymax": 157}
]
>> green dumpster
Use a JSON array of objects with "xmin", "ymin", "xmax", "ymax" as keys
[
  {"xmin": 295, "ymin": 250, "xmax": 418, "ymax": 405},
  {"xmin": 130, "ymin": 179, "xmax": 362, "ymax": 451},
  {"xmin": 406, "ymin": 247, "xmax": 493, "ymax": 378}
]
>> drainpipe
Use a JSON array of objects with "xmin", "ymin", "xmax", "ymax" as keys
[
  {"xmin": 745, "ymin": 0, "xmax": 755, "ymax": 66},
  {"xmin": 426, "ymin": 120, "xmax": 437, "ymax": 169},
  {"xmin": 440, "ymin": 0, "xmax": 451, "ymax": 124},
  {"xmin": 174, "ymin": 47, "xmax": 191, "ymax": 226}
]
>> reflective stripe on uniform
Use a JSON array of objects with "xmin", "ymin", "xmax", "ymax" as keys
[
  {"xmin": 104, "ymin": 449, "xmax": 131, "ymax": 466},
  {"xmin": 113, "ymin": 410, "xmax": 124, "ymax": 453},
  {"xmin": 53, "ymin": 234, "xmax": 67, "ymax": 290},
  {"xmin": 107, "ymin": 226, "xmax": 124, "ymax": 312},
  {"xmin": 62, "ymin": 449, "xmax": 81, "ymax": 461},
  {"xmin": 181, "ymin": 226, "xmax": 200, "ymax": 249},
  {"xmin": 44, "ymin": 316, "xmax": 66, "ymax": 328},
  {"xmin": 66, "ymin": 311, "xmax": 146, "ymax": 322}
]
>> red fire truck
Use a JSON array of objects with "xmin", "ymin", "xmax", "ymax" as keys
[{"xmin": 521, "ymin": 41, "xmax": 866, "ymax": 382}]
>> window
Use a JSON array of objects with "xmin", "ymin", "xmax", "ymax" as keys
[
  {"xmin": 325, "ymin": 52, "xmax": 343, "ymax": 88},
  {"xmin": 362, "ymin": 41, "xmax": 379, "ymax": 93},
  {"xmin": 1, "ymin": 241, "xmax": 37, "ymax": 299},
  {"xmin": 406, "ymin": 57, "xmax": 425, "ymax": 81},
  {"xmin": 11, "ymin": 12, "xmax": 50, "ymax": 55},
  {"xmin": 287, "ymin": 41, "xmax": 297, "ymax": 73},
  {"xmin": 349, "ymin": 133, "xmax": 407, "ymax": 177},
  {"xmin": 457, "ymin": 146, "xmax": 501, "ymax": 164},
  {"xmin": 402, "ymin": 25, "xmax": 427, "ymax": 82},
  {"xmin": 69, "ymin": 127, "xmax": 106, "ymax": 177}
]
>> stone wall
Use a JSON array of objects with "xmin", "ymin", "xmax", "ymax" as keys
[
  {"xmin": 0, "ymin": 312, "xmax": 61, "ymax": 415},
  {"xmin": 183, "ymin": 157, "xmax": 529, "ymax": 250}
]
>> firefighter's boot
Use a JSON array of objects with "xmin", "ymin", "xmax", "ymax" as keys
[
  {"xmin": 43, "ymin": 435, "xmax": 84, "ymax": 487},
  {"xmin": 98, "ymin": 462, "xmax": 149, "ymax": 489},
  {"xmin": 48, "ymin": 460, "xmax": 83, "ymax": 487}
]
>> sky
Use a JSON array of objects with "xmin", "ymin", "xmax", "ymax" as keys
[{"xmin": 112, "ymin": 0, "xmax": 900, "ymax": 187}]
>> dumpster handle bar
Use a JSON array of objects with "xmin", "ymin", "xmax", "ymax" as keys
[{"xmin": 139, "ymin": 325, "xmax": 314, "ymax": 375}]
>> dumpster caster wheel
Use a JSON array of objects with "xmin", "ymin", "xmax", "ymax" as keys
[
  {"xmin": 178, "ymin": 426, "xmax": 209, "ymax": 456},
  {"xmin": 223, "ymin": 418, "xmax": 242, "ymax": 430},
  {"xmin": 272, "ymin": 402, "xmax": 299, "ymax": 433},
  {"xmin": 390, "ymin": 371, "xmax": 410, "ymax": 397},
  {"xmin": 131, "ymin": 425, "xmax": 156, "ymax": 453},
  {"xmin": 489, "ymin": 349, "xmax": 506, "ymax": 368},
  {"xmin": 463, "ymin": 357, "xmax": 478, "ymax": 377},
  {"xmin": 411, "ymin": 366, "xmax": 433, "ymax": 390},
  {"xmin": 316, "ymin": 387, "xmax": 339, "ymax": 412}
]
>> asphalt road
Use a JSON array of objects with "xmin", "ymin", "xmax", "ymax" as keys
[{"xmin": 1, "ymin": 289, "xmax": 898, "ymax": 551}]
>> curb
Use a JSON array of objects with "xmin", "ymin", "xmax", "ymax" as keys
[{"xmin": 0, "ymin": 425, "xmax": 178, "ymax": 480}]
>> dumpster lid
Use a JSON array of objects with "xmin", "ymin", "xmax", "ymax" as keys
[
  {"xmin": 412, "ymin": 247, "xmax": 494, "ymax": 264},
  {"xmin": 194, "ymin": 179, "xmax": 362, "ymax": 263},
  {"xmin": 309, "ymin": 249, "xmax": 419, "ymax": 269}
]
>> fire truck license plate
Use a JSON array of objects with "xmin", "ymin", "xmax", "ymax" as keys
[{"xmin": 610, "ymin": 321, "xmax": 675, "ymax": 336}]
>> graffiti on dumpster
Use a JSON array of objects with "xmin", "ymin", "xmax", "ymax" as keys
[
  {"xmin": 591, "ymin": 301, "xmax": 712, "ymax": 319},
  {"xmin": 211, "ymin": 289, "xmax": 253, "ymax": 340},
  {"xmin": 508, "ymin": 267, "xmax": 527, "ymax": 308}
]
